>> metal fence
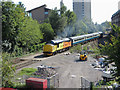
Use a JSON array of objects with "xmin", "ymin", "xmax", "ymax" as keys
[
  {"xmin": 81, "ymin": 77, "xmax": 92, "ymax": 89},
  {"xmin": 14, "ymin": 73, "xmax": 59, "ymax": 88},
  {"xmin": 47, "ymin": 73, "xmax": 59, "ymax": 88}
]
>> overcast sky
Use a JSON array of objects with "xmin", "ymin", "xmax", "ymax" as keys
[{"xmin": 12, "ymin": 0, "xmax": 120, "ymax": 24}]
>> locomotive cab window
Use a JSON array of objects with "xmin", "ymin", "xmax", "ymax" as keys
[{"xmin": 57, "ymin": 44, "xmax": 59, "ymax": 48}]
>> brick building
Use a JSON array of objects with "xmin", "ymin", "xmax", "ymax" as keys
[
  {"xmin": 111, "ymin": 10, "xmax": 120, "ymax": 27},
  {"xmin": 111, "ymin": 1, "xmax": 120, "ymax": 27},
  {"xmin": 27, "ymin": 4, "xmax": 51, "ymax": 23}
]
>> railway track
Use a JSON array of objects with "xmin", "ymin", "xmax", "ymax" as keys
[
  {"xmin": 14, "ymin": 53, "xmax": 55, "ymax": 70},
  {"xmin": 14, "ymin": 59, "xmax": 39, "ymax": 70},
  {"xmin": 13, "ymin": 53, "xmax": 43, "ymax": 70}
]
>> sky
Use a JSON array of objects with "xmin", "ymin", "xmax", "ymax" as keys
[{"xmin": 12, "ymin": 0, "xmax": 120, "ymax": 24}]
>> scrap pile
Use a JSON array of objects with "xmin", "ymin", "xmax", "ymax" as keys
[
  {"xmin": 90, "ymin": 57, "xmax": 116, "ymax": 82},
  {"xmin": 33, "ymin": 65, "xmax": 57, "ymax": 79}
]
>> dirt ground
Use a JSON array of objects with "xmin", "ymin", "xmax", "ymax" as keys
[{"xmin": 16, "ymin": 52, "xmax": 103, "ymax": 88}]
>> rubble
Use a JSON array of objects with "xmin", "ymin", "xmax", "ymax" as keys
[
  {"xmin": 63, "ymin": 52, "xmax": 71, "ymax": 55},
  {"xmin": 33, "ymin": 65, "xmax": 57, "ymax": 79},
  {"xmin": 76, "ymin": 53, "xmax": 80, "ymax": 56},
  {"xmin": 90, "ymin": 57, "xmax": 117, "ymax": 82}
]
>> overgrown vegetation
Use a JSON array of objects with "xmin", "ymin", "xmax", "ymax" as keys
[
  {"xmin": 92, "ymin": 79, "xmax": 119, "ymax": 89},
  {"xmin": 99, "ymin": 24, "xmax": 120, "ymax": 84},
  {"xmin": 12, "ymin": 68, "xmax": 37, "ymax": 88},
  {"xmin": 2, "ymin": 53, "xmax": 15, "ymax": 88},
  {"xmin": 69, "ymin": 41, "xmax": 98, "ymax": 54}
]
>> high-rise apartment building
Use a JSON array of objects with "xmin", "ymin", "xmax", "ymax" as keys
[
  {"xmin": 118, "ymin": 1, "xmax": 120, "ymax": 10},
  {"xmin": 73, "ymin": 0, "xmax": 91, "ymax": 20}
]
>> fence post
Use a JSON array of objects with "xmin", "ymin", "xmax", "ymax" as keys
[
  {"xmin": 90, "ymin": 82, "xmax": 93, "ymax": 90},
  {"xmin": 54, "ymin": 74, "xmax": 55, "ymax": 88},
  {"xmin": 81, "ymin": 76, "xmax": 84, "ymax": 89},
  {"xmin": 47, "ymin": 77, "xmax": 50, "ymax": 88},
  {"xmin": 81, "ymin": 77, "xmax": 82, "ymax": 88},
  {"xmin": 81, "ymin": 76, "xmax": 93, "ymax": 90}
]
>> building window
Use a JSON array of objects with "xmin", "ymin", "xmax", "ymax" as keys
[
  {"xmin": 82, "ymin": 4, "xmax": 84, "ymax": 7},
  {"xmin": 82, "ymin": 1, "xmax": 84, "ymax": 9},
  {"xmin": 45, "ymin": 12, "xmax": 48, "ymax": 14},
  {"xmin": 82, "ymin": 2, "xmax": 84, "ymax": 5},
  {"xmin": 29, "ymin": 12, "xmax": 32, "ymax": 17},
  {"xmin": 82, "ymin": 6, "xmax": 84, "ymax": 9},
  {"xmin": 82, "ymin": 14, "xmax": 84, "ymax": 16}
]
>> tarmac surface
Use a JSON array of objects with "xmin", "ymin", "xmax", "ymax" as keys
[{"xmin": 17, "ymin": 52, "xmax": 103, "ymax": 88}]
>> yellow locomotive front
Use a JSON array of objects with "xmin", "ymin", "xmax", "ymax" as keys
[{"xmin": 43, "ymin": 44, "xmax": 57, "ymax": 56}]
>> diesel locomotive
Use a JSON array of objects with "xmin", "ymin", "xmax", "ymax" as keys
[{"xmin": 43, "ymin": 32, "xmax": 103, "ymax": 56}]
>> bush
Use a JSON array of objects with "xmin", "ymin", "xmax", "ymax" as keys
[
  {"xmin": 14, "ymin": 45, "xmax": 23, "ymax": 57},
  {"xmin": 13, "ymin": 83, "xmax": 27, "ymax": 89},
  {"xmin": 2, "ymin": 53, "xmax": 15, "ymax": 88}
]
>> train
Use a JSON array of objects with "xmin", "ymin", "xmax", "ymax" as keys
[{"xmin": 43, "ymin": 32, "xmax": 103, "ymax": 56}]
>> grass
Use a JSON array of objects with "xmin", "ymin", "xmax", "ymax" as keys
[
  {"xmin": 17, "ymin": 68, "xmax": 37, "ymax": 76},
  {"xmin": 10, "ymin": 68, "xmax": 38, "ymax": 88}
]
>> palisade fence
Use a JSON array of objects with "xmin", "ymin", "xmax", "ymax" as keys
[
  {"xmin": 15, "ymin": 73, "xmax": 59, "ymax": 88},
  {"xmin": 47, "ymin": 73, "xmax": 59, "ymax": 88},
  {"xmin": 81, "ymin": 76, "xmax": 92, "ymax": 90}
]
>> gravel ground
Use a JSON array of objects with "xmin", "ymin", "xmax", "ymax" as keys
[
  {"xmin": 16, "ymin": 52, "xmax": 103, "ymax": 88},
  {"xmin": 15, "ymin": 37, "xmax": 109, "ymax": 88}
]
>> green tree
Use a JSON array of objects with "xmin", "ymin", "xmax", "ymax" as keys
[
  {"xmin": 48, "ymin": 7, "xmax": 67, "ymax": 36},
  {"xmin": 100, "ymin": 25, "xmax": 120, "ymax": 83},
  {"xmin": 101, "ymin": 21, "xmax": 111, "ymax": 29},
  {"xmin": 74, "ymin": 20, "xmax": 88, "ymax": 35},
  {"xmin": 95, "ymin": 21, "xmax": 111, "ymax": 32},
  {"xmin": 60, "ymin": 5, "xmax": 67, "ymax": 16},
  {"xmin": 16, "ymin": 17, "xmax": 43, "ymax": 51},
  {"xmin": 65, "ymin": 10, "xmax": 76, "ymax": 25},
  {"xmin": 2, "ymin": 1, "xmax": 26, "ymax": 51},
  {"xmin": 54, "ymin": 5, "xmax": 76, "ymax": 38},
  {"xmin": 40, "ymin": 23, "xmax": 54, "ymax": 42},
  {"xmin": 2, "ymin": 1, "xmax": 43, "ymax": 53}
]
